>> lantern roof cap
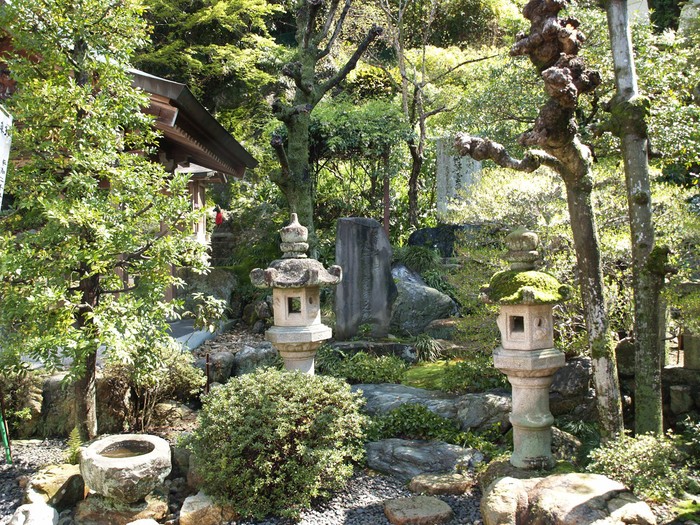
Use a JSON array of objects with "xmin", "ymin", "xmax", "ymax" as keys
[{"xmin": 249, "ymin": 215, "xmax": 342, "ymax": 289}]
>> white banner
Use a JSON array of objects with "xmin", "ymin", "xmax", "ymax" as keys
[{"xmin": 0, "ymin": 105, "xmax": 13, "ymax": 207}]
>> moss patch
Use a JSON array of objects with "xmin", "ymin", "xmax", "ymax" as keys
[
  {"xmin": 486, "ymin": 270, "xmax": 570, "ymax": 304},
  {"xmin": 402, "ymin": 361, "xmax": 449, "ymax": 390},
  {"xmin": 673, "ymin": 500, "xmax": 700, "ymax": 521}
]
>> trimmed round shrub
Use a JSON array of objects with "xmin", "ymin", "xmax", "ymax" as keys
[{"xmin": 187, "ymin": 368, "xmax": 368, "ymax": 519}]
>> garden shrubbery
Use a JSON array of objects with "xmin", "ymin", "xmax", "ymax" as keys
[
  {"xmin": 441, "ymin": 351, "xmax": 510, "ymax": 393},
  {"xmin": 367, "ymin": 403, "xmax": 506, "ymax": 458},
  {"xmin": 316, "ymin": 346, "xmax": 408, "ymax": 384},
  {"xmin": 586, "ymin": 432, "xmax": 689, "ymax": 501},
  {"xmin": 187, "ymin": 368, "xmax": 367, "ymax": 519},
  {"xmin": 367, "ymin": 403, "xmax": 464, "ymax": 444},
  {"xmin": 104, "ymin": 340, "xmax": 205, "ymax": 431}
]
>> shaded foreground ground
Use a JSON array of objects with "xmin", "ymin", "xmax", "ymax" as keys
[{"xmin": 0, "ymin": 439, "xmax": 484, "ymax": 525}]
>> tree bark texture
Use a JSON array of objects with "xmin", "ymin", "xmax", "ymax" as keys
[
  {"xmin": 605, "ymin": 0, "xmax": 668, "ymax": 435},
  {"xmin": 455, "ymin": 0, "xmax": 624, "ymax": 437},
  {"xmin": 75, "ymin": 270, "xmax": 100, "ymax": 440}
]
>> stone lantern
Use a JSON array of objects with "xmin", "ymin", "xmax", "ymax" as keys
[
  {"xmin": 483, "ymin": 227, "xmax": 570, "ymax": 469},
  {"xmin": 250, "ymin": 214, "xmax": 342, "ymax": 374}
]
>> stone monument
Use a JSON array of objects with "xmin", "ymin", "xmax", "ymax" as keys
[
  {"xmin": 435, "ymin": 136, "xmax": 481, "ymax": 222},
  {"xmin": 335, "ymin": 217, "xmax": 396, "ymax": 339},
  {"xmin": 250, "ymin": 214, "xmax": 342, "ymax": 374},
  {"xmin": 483, "ymin": 227, "xmax": 570, "ymax": 469}
]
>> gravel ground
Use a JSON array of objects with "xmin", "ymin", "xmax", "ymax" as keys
[
  {"xmin": 1, "ymin": 438, "xmax": 483, "ymax": 525},
  {"xmin": 0, "ymin": 438, "xmax": 67, "ymax": 524},
  {"xmin": 232, "ymin": 473, "xmax": 482, "ymax": 525}
]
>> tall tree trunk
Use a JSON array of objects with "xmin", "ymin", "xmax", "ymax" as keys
[
  {"xmin": 605, "ymin": 0, "xmax": 668, "ymax": 435},
  {"xmin": 75, "ymin": 270, "xmax": 100, "ymax": 440},
  {"xmin": 271, "ymin": 4, "xmax": 381, "ymax": 249},
  {"xmin": 408, "ymin": 142, "xmax": 422, "ymax": 228},
  {"xmin": 281, "ymin": 112, "xmax": 317, "ymax": 252},
  {"xmin": 560, "ymin": 147, "xmax": 624, "ymax": 435},
  {"xmin": 383, "ymin": 150, "xmax": 391, "ymax": 237}
]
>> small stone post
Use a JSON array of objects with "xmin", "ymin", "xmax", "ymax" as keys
[
  {"xmin": 484, "ymin": 227, "xmax": 569, "ymax": 469},
  {"xmin": 250, "ymin": 214, "xmax": 342, "ymax": 374}
]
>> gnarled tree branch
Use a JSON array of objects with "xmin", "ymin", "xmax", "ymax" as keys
[
  {"xmin": 454, "ymin": 133, "xmax": 564, "ymax": 173},
  {"xmin": 270, "ymin": 134, "xmax": 291, "ymax": 181}
]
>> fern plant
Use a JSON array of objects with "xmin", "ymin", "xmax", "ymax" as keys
[{"xmin": 65, "ymin": 427, "xmax": 83, "ymax": 465}]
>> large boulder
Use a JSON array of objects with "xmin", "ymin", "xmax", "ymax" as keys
[
  {"xmin": 454, "ymin": 393, "xmax": 512, "ymax": 431},
  {"xmin": 9, "ymin": 375, "xmax": 43, "ymax": 438},
  {"xmin": 24, "ymin": 464, "xmax": 84, "ymax": 512},
  {"xmin": 39, "ymin": 374, "xmax": 76, "ymax": 437},
  {"xmin": 353, "ymin": 384, "xmax": 458, "ymax": 420},
  {"xmin": 366, "ymin": 439, "xmax": 483, "ymax": 482},
  {"xmin": 408, "ymin": 473, "xmax": 473, "ymax": 495},
  {"xmin": 408, "ymin": 224, "xmax": 492, "ymax": 258},
  {"xmin": 175, "ymin": 268, "xmax": 238, "ymax": 316},
  {"xmin": 194, "ymin": 351, "xmax": 236, "ymax": 384},
  {"xmin": 179, "ymin": 491, "xmax": 237, "ymax": 525},
  {"xmin": 335, "ymin": 217, "xmax": 397, "ymax": 339},
  {"xmin": 549, "ymin": 357, "xmax": 595, "ymax": 418},
  {"xmin": 9, "ymin": 503, "xmax": 59, "ymax": 525},
  {"xmin": 384, "ymin": 495, "xmax": 454, "ymax": 525},
  {"xmin": 40, "ymin": 372, "xmax": 131, "ymax": 437},
  {"xmin": 678, "ymin": 0, "xmax": 700, "ymax": 35},
  {"xmin": 481, "ymin": 473, "xmax": 657, "ymax": 525},
  {"xmin": 390, "ymin": 264, "xmax": 456, "ymax": 336},
  {"xmin": 353, "ymin": 384, "xmax": 511, "ymax": 432},
  {"xmin": 231, "ymin": 343, "xmax": 279, "ymax": 375},
  {"xmin": 480, "ymin": 476, "xmax": 538, "ymax": 525},
  {"xmin": 73, "ymin": 492, "xmax": 168, "ymax": 525},
  {"xmin": 424, "ymin": 319, "xmax": 459, "ymax": 341}
]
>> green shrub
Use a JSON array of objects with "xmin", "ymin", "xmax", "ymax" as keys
[
  {"xmin": 422, "ymin": 269, "xmax": 459, "ymax": 300},
  {"xmin": 317, "ymin": 348, "xmax": 408, "ymax": 384},
  {"xmin": 393, "ymin": 245, "xmax": 441, "ymax": 274},
  {"xmin": 105, "ymin": 340, "xmax": 205, "ymax": 430},
  {"xmin": 0, "ymin": 358, "xmax": 41, "ymax": 434},
  {"xmin": 678, "ymin": 415, "xmax": 700, "ymax": 465},
  {"xmin": 441, "ymin": 352, "xmax": 509, "ymax": 393},
  {"xmin": 413, "ymin": 334, "xmax": 444, "ymax": 362},
  {"xmin": 368, "ymin": 403, "xmax": 464, "ymax": 444},
  {"xmin": 555, "ymin": 418, "xmax": 601, "ymax": 464},
  {"xmin": 367, "ymin": 403, "xmax": 506, "ymax": 458},
  {"xmin": 449, "ymin": 306, "xmax": 500, "ymax": 356},
  {"xmin": 586, "ymin": 432, "xmax": 688, "ymax": 501},
  {"xmin": 187, "ymin": 369, "xmax": 367, "ymax": 519}
]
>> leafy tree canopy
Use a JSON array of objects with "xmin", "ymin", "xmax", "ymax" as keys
[{"xmin": 0, "ymin": 0, "xmax": 212, "ymax": 436}]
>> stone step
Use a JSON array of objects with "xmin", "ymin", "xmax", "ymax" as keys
[
  {"xmin": 384, "ymin": 495, "xmax": 454, "ymax": 525},
  {"xmin": 408, "ymin": 472, "xmax": 473, "ymax": 495}
]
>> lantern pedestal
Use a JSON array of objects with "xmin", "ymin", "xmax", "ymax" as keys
[
  {"xmin": 493, "ymin": 345, "xmax": 564, "ymax": 469},
  {"xmin": 266, "ymin": 325, "xmax": 333, "ymax": 373}
]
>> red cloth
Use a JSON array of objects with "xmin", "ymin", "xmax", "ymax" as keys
[{"xmin": 215, "ymin": 211, "xmax": 224, "ymax": 225}]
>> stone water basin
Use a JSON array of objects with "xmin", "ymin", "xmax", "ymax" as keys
[{"xmin": 80, "ymin": 434, "xmax": 171, "ymax": 503}]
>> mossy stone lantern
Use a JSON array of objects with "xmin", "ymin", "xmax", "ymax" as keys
[
  {"xmin": 483, "ymin": 227, "xmax": 570, "ymax": 470},
  {"xmin": 250, "ymin": 214, "xmax": 342, "ymax": 374}
]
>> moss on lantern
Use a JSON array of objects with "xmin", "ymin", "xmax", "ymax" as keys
[{"xmin": 486, "ymin": 270, "xmax": 571, "ymax": 305}]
